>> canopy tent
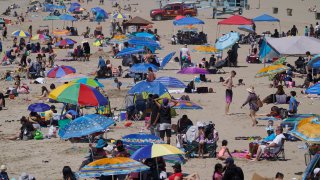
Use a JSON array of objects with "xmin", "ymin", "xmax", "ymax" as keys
[
  {"xmin": 253, "ymin": 14, "xmax": 281, "ymax": 35},
  {"xmin": 173, "ymin": 17, "xmax": 204, "ymax": 26},
  {"xmin": 262, "ymin": 36, "xmax": 320, "ymax": 57},
  {"xmin": 216, "ymin": 15, "xmax": 253, "ymax": 38},
  {"xmin": 124, "ymin": 16, "xmax": 153, "ymax": 27}
]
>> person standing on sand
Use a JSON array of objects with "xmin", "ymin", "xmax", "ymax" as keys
[{"xmin": 223, "ymin": 70, "xmax": 236, "ymax": 115}]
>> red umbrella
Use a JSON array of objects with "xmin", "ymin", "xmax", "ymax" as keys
[{"xmin": 175, "ymin": 15, "xmax": 185, "ymax": 20}]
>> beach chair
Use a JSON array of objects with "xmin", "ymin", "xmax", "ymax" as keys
[{"xmin": 264, "ymin": 138, "xmax": 286, "ymax": 161}]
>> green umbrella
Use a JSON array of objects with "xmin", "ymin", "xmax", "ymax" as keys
[
  {"xmin": 43, "ymin": 16, "xmax": 60, "ymax": 31},
  {"xmin": 272, "ymin": 57, "xmax": 286, "ymax": 65}
]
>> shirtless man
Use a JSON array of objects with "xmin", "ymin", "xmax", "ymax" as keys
[{"xmin": 223, "ymin": 70, "xmax": 236, "ymax": 115}]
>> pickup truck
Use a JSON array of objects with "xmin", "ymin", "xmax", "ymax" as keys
[{"xmin": 150, "ymin": 2, "xmax": 197, "ymax": 21}]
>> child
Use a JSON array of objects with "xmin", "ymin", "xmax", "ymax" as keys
[
  {"xmin": 217, "ymin": 140, "xmax": 232, "ymax": 160},
  {"xmin": 114, "ymin": 78, "xmax": 122, "ymax": 90},
  {"xmin": 197, "ymin": 126, "xmax": 205, "ymax": 158},
  {"xmin": 266, "ymin": 120, "xmax": 274, "ymax": 136}
]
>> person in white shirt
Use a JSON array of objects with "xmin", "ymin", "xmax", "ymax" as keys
[
  {"xmin": 179, "ymin": 44, "xmax": 190, "ymax": 69},
  {"xmin": 315, "ymin": 22, "xmax": 320, "ymax": 38},
  {"xmin": 254, "ymin": 126, "xmax": 285, "ymax": 161}
]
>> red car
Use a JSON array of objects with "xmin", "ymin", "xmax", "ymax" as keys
[{"xmin": 150, "ymin": 2, "xmax": 198, "ymax": 21}]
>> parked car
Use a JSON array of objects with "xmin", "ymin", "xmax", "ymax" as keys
[{"xmin": 150, "ymin": 2, "xmax": 197, "ymax": 21}]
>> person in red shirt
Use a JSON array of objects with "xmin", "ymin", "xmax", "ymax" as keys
[{"xmin": 168, "ymin": 163, "xmax": 183, "ymax": 180}]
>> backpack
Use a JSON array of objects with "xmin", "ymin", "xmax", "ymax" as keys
[
  {"xmin": 279, "ymin": 108, "xmax": 288, "ymax": 119},
  {"xmin": 256, "ymin": 96, "xmax": 263, "ymax": 108}
]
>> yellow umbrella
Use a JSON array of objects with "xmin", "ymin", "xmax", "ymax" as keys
[
  {"xmin": 193, "ymin": 45, "xmax": 218, "ymax": 54},
  {"xmin": 291, "ymin": 117, "xmax": 320, "ymax": 143},
  {"xmin": 255, "ymin": 64, "xmax": 289, "ymax": 78}
]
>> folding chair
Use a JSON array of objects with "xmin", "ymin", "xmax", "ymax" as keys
[{"xmin": 264, "ymin": 138, "xmax": 286, "ymax": 161}]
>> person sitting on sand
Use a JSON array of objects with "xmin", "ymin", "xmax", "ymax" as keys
[
  {"xmin": 275, "ymin": 172, "xmax": 284, "ymax": 180},
  {"xmin": 217, "ymin": 140, "xmax": 232, "ymax": 160},
  {"xmin": 213, "ymin": 163, "xmax": 223, "ymax": 180},
  {"xmin": 253, "ymin": 126, "xmax": 285, "ymax": 161},
  {"xmin": 62, "ymin": 166, "xmax": 77, "ymax": 180},
  {"xmin": 223, "ymin": 158, "xmax": 244, "ymax": 180},
  {"xmin": 79, "ymin": 138, "xmax": 107, "ymax": 169},
  {"xmin": 38, "ymin": 86, "xmax": 49, "ymax": 100},
  {"xmin": 0, "ymin": 92, "xmax": 6, "ymax": 111},
  {"xmin": 262, "ymin": 85, "xmax": 288, "ymax": 104},
  {"xmin": 7, "ymin": 116, "xmax": 35, "ymax": 140},
  {"xmin": 113, "ymin": 140, "xmax": 130, "ymax": 157},
  {"xmin": 0, "ymin": 165, "xmax": 9, "ymax": 180}
]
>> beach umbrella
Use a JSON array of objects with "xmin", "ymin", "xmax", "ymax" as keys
[
  {"xmin": 11, "ymin": 30, "xmax": 30, "ymax": 37},
  {"xmin": 59, "ymin": 14, "xmax": 77, "ymax": 21},
  {"xmin": 58, "ymin": 114, "xmax": 114, "ymax": 139},
  {"xmin": 116, "ymin": 47, "xmax": 145, "ymax": 57},
  {"xmin": 78, "ymin": 157, "xmax": 150, "ymax": 178},
  {"xmin": 43, "ymin": 15, "xmax": 60, "ymax": 31},
  {"xmin": 238, "ymin": 25, "xmax": 254, "ymax": 33},
  {"xmin": 31, "ymin": 34, "xmax": 49, "ymax": 41},
  {"xmin": 28, "ymin": 103, "xmax": 51, "ymax": 112},
  {"xmin": 49, "ymin": 83, "xmax": 108, "ymax": 106},
  {"xmin": 58, "ymin": 73, "xmax": 87, "ymax": 82},
  {"xmin": 134, "ymin": 32, "xmax": 156, "ymax": 41},
  {"xmin": 215, "ymin": 32, "xmax": 240, "ymax": 51},
  {"xmin": 128, "ymin": 81, "xmax": 169, "ymax": 97},
  {"xmin": 128, "ymin": 37, "xmax": 159, "ymax": 47},
  {"xmin": 160, "ymin": 52, "xmax": 176, "ymax": 69},
  {"xmin": 172, "ymin": 100, "xmax": 203, "ymax": 110},
  {"xmin": 154, "ymin": 76, "xmax": 186, "ymax": 88},
  {"xmin": 108, "ymin": 34, "xmax": 129, "ymax": 44},
  {"xmin": 71, "ymin": 78, "xmax": 104, "ymax": 88},
  {"xmin": 177, "ymin": 67, "xmax": 209, "ymax": 74},
  {"xmin": 305, "ymin": 83, "xmax": 320, "ymax": 95},
  {"xmin": 122, "ymin": 133, "xmax": 163, "ymax": 146},
  {"xmin": 113, "ymin": 13, "xmax": 127, "ymax": 19},
  {"xmin": 255, "ymin": 64, "xmax": 289, "ymax": 78},
  {"xmin": 55, "ymin": 38, "xmax": 77, "ymax": 46},
  {"xmin": 52, "ymin": 29, "xmax": 70, "ymax": 36},
  {"xmin": 272, "ymin": 57, "xmax": 286, "ymax": 65},
  {"xmin": 129, "ymin": 63, "xmax": 159, "ymax": 73},
  {"xmin": 192, "ymin": 44, "xmax": 218, "ymax": 54},
  {"xmin": 131, "ymin": 144, "xmax": 184, "ymax": 160},
  {"xmin": 307, "ymin": 54, "xmax": 320, "ymax": 69},
  {"xmin": 290, "ymin": 117, "xmax": 320, "ymax": 144},
  {"xmin": 47, "ymin": 65, "xmax": 76, "ymax": 78}
]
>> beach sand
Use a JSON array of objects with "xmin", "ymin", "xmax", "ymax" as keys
[{"xmin": 0, "ymin": 0, "xmax": 319, "ymax": 179}]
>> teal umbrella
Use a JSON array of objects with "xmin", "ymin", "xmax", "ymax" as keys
[{"xmin": 43, "ymin": 15, "xmax": 60, "ymax": 31}]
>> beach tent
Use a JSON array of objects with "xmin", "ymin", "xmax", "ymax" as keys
[
  {"xmin": 253, "ymin": 14, "xmax": 281, "ymax": 34},
  {"xmin": 173, "ymin": 17, "xmax": 204, "ymax": 26},
  {"xmin": 91, "ymin": 7, "xmax": 108, "ymax": 22},
  {"xmin": 124, "ymin": 16, "xmax": 153, "ymax": 27},
  {"xmin": 264, "ymin": 36, "xmax": 320, "ymax": 56},
  {"xmin": 216, "ymin": 15, "xmax": 253, "ymax": 37}
]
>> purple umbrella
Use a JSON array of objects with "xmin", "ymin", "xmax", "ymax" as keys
[{"xmin": 177, "ymin": 67, "xmax": 209, "ymax": 74}]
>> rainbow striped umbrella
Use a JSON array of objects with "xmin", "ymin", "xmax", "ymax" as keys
[
  {"xmin": 255, "ymin": 64, "xmax": 289, "ymax": 78},
  {"xmin": 48, "ymin": 83, "xmax": 108, "ymax": 106},
  {"xmin": 58, "ymin": 73, "xmax": 87, "ymax": 82},
  {"xmin": 71, "ymin": 78, "xmax": 104, "ymax": 88},
  {"xmin": 12, "ymin": 30, "xmax": 30, "ymax": 37},
  {"xmin": 113, "ymin": 13, "xmax": 127, "ymax": 19},
  {"xmin": 131, "ymin": 144, "xmax": 184, "ymax": 160},
  {"xmin": 31, "ymin": 34, "xmax": 49, "ymax": 41},
  {"xmin": 47, "ymin": 65, "xmax": 76, "ymax": 78},
  {"xmin": 55, "ymin": 38, "xmax": 77, "ymax": 46}
]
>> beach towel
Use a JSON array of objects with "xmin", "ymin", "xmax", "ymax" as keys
[
  {"xmin": 257, "ymin": 117, "xmax": 279, "ymax": 121},
  {"xmin": 235, "ymin": 136, "xmax": 261, "ymax": 140},
  {"xmin": 231, "ymin": 150, "xmax": 250, "ymax": 159}
]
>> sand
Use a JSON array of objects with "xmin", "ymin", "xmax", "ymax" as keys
[{"xmin": 0, "ymin": 0, "xmax": 319, "ymax": 179}]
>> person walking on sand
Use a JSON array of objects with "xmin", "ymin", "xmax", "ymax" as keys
[
  {"xmin": 223, "ymin": 70, "xmax": 236, "ymax": 115},
  {"xmin": 241, "ymin": 86, "xmax": 260, "ymax": 126}
]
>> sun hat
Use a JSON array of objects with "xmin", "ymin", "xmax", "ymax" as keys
[
  {"xmin": 314, "ymin": 168, "xmax": 320, "ymax": 177},
  {"xmin": 96, "ymin": 139, "xmax": 108, "ymax": 148},
  {"xmin": 246, "ymin": 86, "xmax": 255, "ymax": 93},
  {"xmin": 0, "ymin": 165, "xmax": 6, "ymax": 171}
]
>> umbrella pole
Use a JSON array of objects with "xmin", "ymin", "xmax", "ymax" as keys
[{"xmin": 156, "ymin": 157, "xmax": 159, "ymax": 180}]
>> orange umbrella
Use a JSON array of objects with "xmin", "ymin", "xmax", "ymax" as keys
[{"xmin": 52, "ymin": 29, "xmax": 70, "ymax": 36}]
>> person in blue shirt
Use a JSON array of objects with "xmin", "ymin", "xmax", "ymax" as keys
[
  {"xmin": 289, "ymin": 91, "xmax": 298, "ymax": 114},
  {"xmin": 97, "ymin": 56, "xmax": 106, "ymax": 69}
]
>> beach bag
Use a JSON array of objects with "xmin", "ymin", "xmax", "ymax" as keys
[
  {"xmin": 34, "ymin": 130, "xmax": 43, "ymax": 140},
  {"xmin": 256, "ymin": 96, "xmax": 263, "ymax": 108}
]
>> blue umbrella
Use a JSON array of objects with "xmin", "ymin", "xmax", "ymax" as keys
[
  {"xmin": 303, "ymin": 154, "xmax": 320, "ymax": 179},
  {"xmin": 59, "ymin": 14, "xmax": 77, "ymax": 21},
  {"xmin": 134, "ymin": 32, "xmax": 156, "ymax": 41},
  {"xmin": 58, "ymin": 114, "xmax": 114, "ymax": 139},
  {"xmin": 160, "ymin": 52, "xmax": 176, "ymax": 68},
  {"xmin": 122, "ymin": 133, "xmax": 163, "ymax": 146},
  {"xmin": 238, "ymin": 25, "xmax": 254, "ymax": 33},
  {"xmin": 172, "ymin": 100, "xmax": 203, "ymax": 110},
  {"xmin": 128, "ymin": 81, "xmax": 169, "ymax": 96},
  {"xmin": 305, "ymin": 83, "xmax": 320, "ymax": 95},
  {"xmin": 307, "ymin": 54, "xmax": 320, "ymax": 69},
  {"xmin": 154, "ymin": 76, "xmax": 186, "ymax": 88},
  {"xmin": 91, "ymin": 7, "xmax": 108, "ymax": 21},
  {"xmin": 129, "ymin": 63, "xmax": 159, "ymax": 73},
  {"xmin": 28, "ymin": 103, "xmax": 51, "ymax": 112},
  {"xmin": 215, "ymin": 32, "xmax": 240, "ymax": 51},
  {"xmin": 128, "ymin": 37, "xmax": 159, "ymax": 47},
  {"xmin": 116, "ymin": 47, "xmax": 145, "ymax": 57}
]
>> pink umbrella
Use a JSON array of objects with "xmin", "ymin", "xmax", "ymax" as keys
[{"xmin": 177, "ymin": 67, "xmax": 209, "ymax": 74}]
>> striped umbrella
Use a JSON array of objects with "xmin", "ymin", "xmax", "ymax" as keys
[
  {"xmin": 154, "ymin": 76, "xmax": 186, "ymax": 88},
  {"xmin": 172, "ymin": 100, "xmax": 203, "ymax": 110},
  {"xmin": 47, "ymin": 65, "xmax": 76, "ymax": 78},
  {"xmin": 131, "ymin": 144, "xmax": 184, "ymax": 160},
  {"xmin": 55, "ymin": 38, "xmax": 77, "ymax": 46},
  {"xmin": 290, "ymin": 117, "xmax": 320, "ymax": 143},
  {"xmin": 31, "ymin": 34, "xmax": 49, "ymax": 41},
  {"xmin": 255, "ymin": 64, "xmax": 289, "ymax": 78},
  {"xmin": 113, "ymin": 13, "xmax": 127, "ymax": 19},
  {"xmin": 48, "ymin": 83, "xmax": 108, "ymax": 106},
  {"xmin": 11, "ymin": 30, "xmax": 30, "ymax": 37},
  {"xmin": 79, "ymin": 157, "xmax": 150, "ymax": 178},
  {"xmin": 58, "ymin": 73, "xmax": 87, "ymax": 82},
  {"xmin": 71, "ymin": 78, "xmax": 104, "ymax": 88}
]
